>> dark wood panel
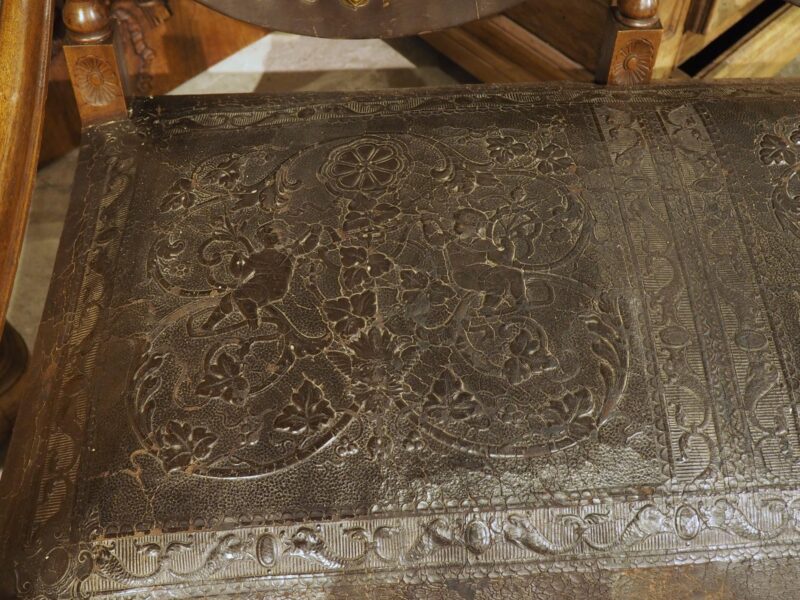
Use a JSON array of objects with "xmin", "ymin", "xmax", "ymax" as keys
[
  {"xmin": 506, "ymin": 0, "xmax": 608, "ymax": 70},
  {"xmin": 198, "ymin": 0, "xmax": 527, "ymax": 38}
]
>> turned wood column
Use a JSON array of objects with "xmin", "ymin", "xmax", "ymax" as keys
[
  {"xmin": 596, "ymin": 0, "xmax": 664, "ymax": 85},
  {"xmin": 63, "ymin": 0, "xmax": 128, "ymax": 126}
]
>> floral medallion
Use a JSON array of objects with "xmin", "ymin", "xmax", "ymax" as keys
[
  {"xmin": 73, "ymin": 55, "xmax": 121, "ymax": 107},
  {"xmin": 610, "ymin": 39, "xmax": 655, "ymax": 86},
  {"xmin": 758, "ymin": 118, "xmax": 800, "ymax": 239},
  {"xmin": 134, "ymin": 128, "xmax": 623, "ymax": 478}
]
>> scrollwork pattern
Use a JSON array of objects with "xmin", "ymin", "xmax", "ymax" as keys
[
  {"xmin": 78, "ymin": 492, "xmax": 800, "ymax": 595},
  {"xmin": 12, "ymin": 84, "xmax": 800, "ymax": 599},
  {"xmin": 758, "ymin": 117, "xmax": 800, "ymax": 240},
  {"xmin": 132, "ymin": 125, "xmax": 614, "ymax": 477}
]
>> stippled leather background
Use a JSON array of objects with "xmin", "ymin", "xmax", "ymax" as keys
[{"xmin": 3, "ymin": 81, "xmax": 800, "ymax": 598}]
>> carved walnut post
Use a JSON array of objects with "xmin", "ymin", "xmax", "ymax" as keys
[
  {"xmin": 63, "ymin": 0, "xmax": 128, "ymax": 126},
  {"xmin": 596, "ymin": 0, "xmax": 664, "ymax": 85}
]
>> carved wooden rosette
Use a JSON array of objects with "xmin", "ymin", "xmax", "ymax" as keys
[
  {"xmin": 595, "ymin": 0, "xmax": 664, "ymax": 85},
  {"xmin": 63, "ymin": 0, "xmax": 128, "ymax": 126}
]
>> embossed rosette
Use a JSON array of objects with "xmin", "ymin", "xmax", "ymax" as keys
[{"xmin": 133, "ymin": 127, "xmax": 625, "ymax": 478}]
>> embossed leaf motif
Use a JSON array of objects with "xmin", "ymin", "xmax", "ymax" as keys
[
  {"xmin": 423, "ymin": 369, "xmax": 481, "ymax": 422},
  {"xmin": 540, "ymin": 388, "xmax": 595, "ymax": 439},
  {"xmin": 502, "ymin": 325, "xmax": 557, "ymax": 385},
  {"xmin": 759, "ymin": 134, "xmax": 795, "ymax": 166},
  {"xmin": 503, "ymin": 327, "xmax": 541, "ymax": 384},
  {"xmin": 342, "ymin": 0, "xmax": 370, "ymax": 9},
  {"xmin": 154, "ymin": 421, "xmax": 217, "ymax": 473},
  {"xmin": 274, "ymin": 379, "xmax": 334, "ymax": 435},
  {"xmin": 535, "ymin": 143, "xmax": 574, "ymax": 174},
  {"xmin": 340, "ymin": 246, "xmax": 392, "ymax": 289},
  {"xmin": 347, "ymin": 327, "xmax": 414, "ymax": 395},
  {"xmin": 447, "ymin": 163, "xmax": 500, "ymax": 195},
  {"xmin": 196, "ymin": 350, "xmax": 249, "ymax": 405},
  {"xmin": 160, "ymin": 178, "xmax": 196, "ymax": 212},
  {"xmin": 486, "ymin": 134, "xmax": 527, "ymax": 164},
  {"xmin": 342, "ymin": 197, "xmax": 404, "ymax": 241},
  {"xmin": 323, "ymin": 290, "xmax": 377, "ymax": 337},
  {"xmin": 350, "ymin": 326, "xmax": 397, "ymax": 363}
]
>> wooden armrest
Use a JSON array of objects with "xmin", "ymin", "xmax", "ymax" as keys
[{"xmin": 0, "ymin": 0, "xmax": 55, "ymax": 337}]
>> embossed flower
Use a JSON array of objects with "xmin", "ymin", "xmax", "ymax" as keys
[
  {"xmin": 350, "ymin": 326, "xmax": 399, "ymax": 363},
  {"xmin": 335, "ymin": 438, "xmax": 359, "ymax": 458},
  {"xmin": 74, "ymin": 55, "xmax": 119, "ymax": 107},
  {"xmin": 400, "ymin": 269, "xmax": 455, "ymax": 326},
  {"xmin": 339, "ymin": 246, "xmax": 392, "ymax": 289},
  {"xmin": 486, "ymin": 133, "xmax": 527, "ymax": 164},
  {"xmin": 759, "ymin": 133, "xmax": 796, "ymax": 166},
  {"xmin": 196, "ymin": 349, "xmax": 249, "ymax": 405},
  {"xmin": 273, "ymin": 378, "xmax": 335, "ymax": 435},
  {"xmin": 289, "ymin": 527, "xmax": 325, "ymax": 553},
  {"xmin": 535, "ymin": 143, "xmax": 574, "ymax": 174},
  {"xmin": 610, "ymin": 39, "xmax": 655, "ymax": 85},
  {"xmin": 323, "ymin": 290, "xmax": 377, "ymax": 337},
  {"xmin": 154, "ymin": 420, "xmax": 218, "ymax": 473},
  {"xmin": 453, "ymin": 207, "xmax": 489, "ymax": 240},
  {"xmin": 540, "ymin": 387, "xmax": 596, "ymax": 440},
  {"xmin": 323, "ymin": 138, "xmax": 406, "ymax": 193},
  {"xmin": 347, "ymin": 327, "xmax": 415, "ymax": 401}
]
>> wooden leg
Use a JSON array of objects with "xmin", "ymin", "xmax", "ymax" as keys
[
  {"xmin": 596, "ymin": 0, "xmax": 664, "ymax": 85},
  {"xmin": 0, "ymin": 323, "xmax": 28, "ymax": 445}
]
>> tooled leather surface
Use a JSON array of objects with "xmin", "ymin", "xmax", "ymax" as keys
[{"xmin": 2, "ymin": 81, "xmax": 800, "ymax": 598}]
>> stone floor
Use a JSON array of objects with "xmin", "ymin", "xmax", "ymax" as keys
[{"xmin": 8, "ymin": 33, "xmax": 800, "ymax": 352}]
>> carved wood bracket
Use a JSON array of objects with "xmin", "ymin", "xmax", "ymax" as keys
[{"xmin": 596, "ymin": 0, "xmax": 664, "ymax": 84}]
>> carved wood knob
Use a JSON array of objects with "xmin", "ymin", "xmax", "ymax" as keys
[
  {"xmin": 615, "ymin": 0, "xmax": 660, "ymax": 28},
  {"xmin": 63, "ymin": 0, "xmax": 112, "ymax": 44}
]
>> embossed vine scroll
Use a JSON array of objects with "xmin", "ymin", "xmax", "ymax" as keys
[{"xmin": 4, "ymin": 83, "xmax": 800, "ymax": 598}]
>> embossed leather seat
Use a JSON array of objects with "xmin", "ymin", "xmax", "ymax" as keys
[{"xmin": 3, "ymin": 2, "xmax": 800, "ymax": 599}]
